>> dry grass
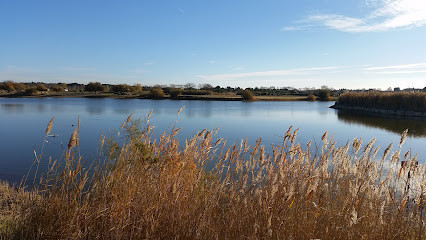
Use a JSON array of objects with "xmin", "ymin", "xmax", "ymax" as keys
[
  {"xmin": 0, "ymin": 182, "xmax": 39, "ymax": 237},
  {"xmin": 1, "ymin": 115, "xmax": 425, "ymax": 239},
  {"xmin": 337, "ymin": 91, "xmax": 426, "ymax": 112}
]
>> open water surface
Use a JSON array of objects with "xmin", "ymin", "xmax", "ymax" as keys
[{"xmin": 1, "ymin": 97, "xmax": 425, "ymax": 183}]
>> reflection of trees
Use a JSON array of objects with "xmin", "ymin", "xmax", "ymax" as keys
[
  {"xmin": 85, "ymin": 99, "xmax": 106, "ymax": 115},
  {"xmin": 1, "ymin": 103, "xmax": 24, "ymax": 112},
  {"xmin": 337, "ymin": 110, "xmax": 426, "ymax": 137}
]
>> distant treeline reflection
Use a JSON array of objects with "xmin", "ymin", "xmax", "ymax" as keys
[{"xmin": 337, "ymin": 110, "xmax": 426, "ymax": 137}]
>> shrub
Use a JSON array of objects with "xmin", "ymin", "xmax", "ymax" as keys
[
  {"xmin": 36, "ymin": 83, "xmax": 48, "ymax": 92},
  {"xmin": 169, "ymin": 88, "xmax": 183, "ymax": 98},
  {"xmin": 14, "ymin": 83, "xmax": 27, "ymax": 92},
  {"xmin": 49, "ymin": 85, "xmax": 64, "ymax": 92},
  {"xmin": 132, "ymin": 84, "xmax": 143, "ymax": 93},
  {"xmin": 318, "ymin": 89, "xmax": 331, "ymax": 101},
  {"xmin": 85, "ymin": 82, "xmax": 106, "ymax": 92},
  {"xmin": 307, "ymin": 94, "xmax": 316, "ymax": 101},
  {"xmin": 24, "ymin": 87, "xmax": 38, "ymax": 95},
  {"xmin": 150, "ymin": 87, "xmax": 165, "ymax": 99},
  {"xmin": 240, "ymin": 89, "xmax": 256, "ymax": 101},
  {"xmin": 0, "ymin": 81, "xmax": 16, "ymax": 92},
  {"xmin": 111, "ymin": 84, "xmax": 130, "ymax": 93}
]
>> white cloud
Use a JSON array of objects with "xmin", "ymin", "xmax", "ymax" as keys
[
  {"xmin": 283, "ymin": 0, "xmax": 426, "ymax": 32},
  {"xmin": 364, "ymin": 62, "xmax": 426, "ymax": 73},
  {"xmin": 197, "ymin": 66, "xmax": 340, "ymax": 81},
  {"xmin": 364, "ymin": 62, "xmax": 426, "ymax": 70},
  {"xmin": 280, "ymin": 26, "xmax": 301, "ymax": 31}
]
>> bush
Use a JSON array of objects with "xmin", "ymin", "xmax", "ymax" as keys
[
  {"xmin": 132, "ymin": 84, "xmax": 143, "ymax": 93},
  {"xmin": 36, "ymin": 83, "xmax": 48, "ymax": 92},
  {"xmin": 24, "ymin": 87, "xmax": 38, "ymax": 95},
  {"xmin": 150, "ymin": 87, "xmax": 165, "ymax": 99},
  {"xmin": 0, "ymin": 81, "xmax": 16, "ymax": 92},
  {"xmin": 307, "ymin": 94, "xmax": 316, "ymax": 101},
  {"xmin": 318, "ymin": 89, "xmax": 331, "ymax": 101},
  {"xmin": 240, "ymin": 89, "xmax": 256, "ymax": 101},
  {"xmin": 169, "ymin": 88, "xmax": 183, "ymax": 98},
  {"xmin": 85, "ymin": 82, "xmax": 106, "ymax": 92},
  {"xmin": 49, "ymin": 85, "xmax": 64, "ymax": 92},
  {"xmin": 111, "ymin": 84, "xmax": 130, "ymax": 94}
]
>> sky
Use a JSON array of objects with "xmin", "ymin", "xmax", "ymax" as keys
[{"xmin": 1, "ymin": 0, "xmax": 426, "ymax": 89}]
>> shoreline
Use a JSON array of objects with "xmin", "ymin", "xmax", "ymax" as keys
[
  {"xmin": 330, "ymin": 103, "xmax": 426, "ymax": 119},
  {"xmin": 0, "ymin": 92, "xmax": 329, "ymax": 102}
]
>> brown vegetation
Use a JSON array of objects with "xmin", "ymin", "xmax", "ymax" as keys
[
  {"xmin": 307, "ymin": 94, "xmax": 316, "ymax": 101},
  {"xmin": 150, "ymin": 87, "xmax": 165, "ymax": 99},
  {"xmin": 337, "ymin": 91, "xmax": 426, "ymax": 112},
  {"xmin": 1, "ymin": 116, "xmax": 424, "ymax": 239},
  {"xmin": 240, "ymin": 89, "xmax": 256, "ymax": 101}
]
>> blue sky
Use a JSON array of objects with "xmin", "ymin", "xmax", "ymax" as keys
[{"xmin": 1, "ymin": 0, "xmax": 425, "ymax": 89}]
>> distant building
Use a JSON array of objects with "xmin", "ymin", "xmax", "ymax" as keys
[{"xmin": 394, "ymin": 87, "xmax": 401, "ymax": 92}]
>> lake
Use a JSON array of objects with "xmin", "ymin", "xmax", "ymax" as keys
[{"xmin": 1, "ymin": 97, "xmax": 425, "ymax": 184}]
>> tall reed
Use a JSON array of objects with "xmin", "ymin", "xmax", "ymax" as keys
[
  {"xmin": 337, "ymin": 91, "xmax": 426, "ymax": 112},
  {"xmin": 2, "ymin": 115, "xmax": 425, "ymax": 239}
]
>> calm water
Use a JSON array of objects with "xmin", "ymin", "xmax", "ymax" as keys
[{"xmin": 1, "ymin": 97, "xmax": 425, "ymax": 183}]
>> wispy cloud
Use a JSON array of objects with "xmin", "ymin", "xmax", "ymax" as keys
[
  {"xmin": 5, "ymin": 65, "xmax": 34, "ymax": 72},
  {"xmin": 61, "ymin": 67, "xmax": 95, "ymax": 71},
  {"xmin": 280, "ymin": 26, "xmax": 302, "ymax": 31},
  {"xmin": 229, "ymin": 65, "xmax": 245, "ymax": 71},
  {"xmin": 197, "ymin": 66, "xmax": 340, "ymax": 81},
  {"xmin": 282, "ymin": 0, "xmax": 426, "ymax": 32},
  {"xmin": 364, "ymin": 62, "xmax": 426, "ymax": 74}
]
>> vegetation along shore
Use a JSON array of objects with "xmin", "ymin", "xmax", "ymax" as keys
[
  {"xmin": 331, "ymin": 91, "xmax": 426, "ymax": 118},
  {"xmin": 1, "ymin": 81, "xmax": 344, "ymax": 101},
  {"xmin": 0, "ymin": 115, "xmax": 424, "ymax": 239}
]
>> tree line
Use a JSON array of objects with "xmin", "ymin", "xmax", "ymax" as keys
[{"xmin": 1, "ymin": 80, "xmax": 425, "ymax": 100}]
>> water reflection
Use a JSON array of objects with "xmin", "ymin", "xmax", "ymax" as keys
[
  {"xmin": 86, "ymin": 99, "xmax": 106, "ymax": 115},
  {"xmin": 337, "ymin": 110, "xmax": 426, "ymax": 137},
  {"xmin": 1, "ymin": 103, "xmax": 24, "ymax": 112}
]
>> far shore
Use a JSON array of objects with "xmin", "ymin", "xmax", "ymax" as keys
[
  {"xmin": 0, "ymin": 92, "xmax": 336, "ymax": 102},
  {"xmin": 330, "ymin": 103, "xmax": 426, "ymax": 119}
]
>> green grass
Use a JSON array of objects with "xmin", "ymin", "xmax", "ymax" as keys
[{"xmin": 1, "ymin": 116, "xmax": 425, "ymax": 239}]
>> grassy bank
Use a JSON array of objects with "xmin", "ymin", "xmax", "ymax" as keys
[
  {"xmin": 335, "ymin": 91, "xmax": 426, "ymax": 112},
  {"xmin": 1, "ymin": 116, "xmax": 425, "ymax": 239}
]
